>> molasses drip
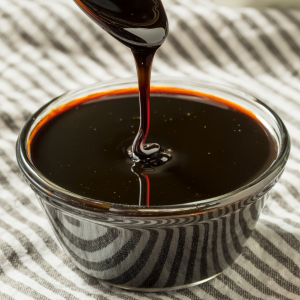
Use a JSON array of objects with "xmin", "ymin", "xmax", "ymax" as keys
[{"xmin": 74, "ymin": 0, "xmax": 168, "ymax": 161}]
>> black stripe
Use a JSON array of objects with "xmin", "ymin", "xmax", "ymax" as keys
[
  {"xmin": 274, "ymin": 217, "xmax": 300, "ymax": 230},
  {"xmin": 175, "ymin": 11, "xmax": 300, "ymax": 152},
  {"xmin": 221, "ymin": 208, "xmax": 234, "ymax": 266},
  {"xmin": 8, "ymin": 104, "xmax": 31, "ymax": 122},
  {"xmin": 211, "ymin": 220, "xmax": 222, "ymax": 274},
  {"xmin": 216, "ymin": 12, "xmax": 276, "ymax": 76},
  {"xmin": 0, "ymin": 238, "xmax": 82, "ymax": 300},
  {"xmin": 282, "ymin": 11, "xmax": 300, "ymax": 35},
  {"xmin": 229, "ymin": 210, "xmax": 242, "ymax": 255},
  {"xmin": 218, "ymin": 10, "xmax": 300, "ymax": 107},
  {"xmin": 278, "ymin": 11, "xmax": 300, "ymax": 59},
  {"xmin": 165, "ymin": 11, "xmax": 233, "ymax": 74},
  {"xmin": 194, "ymin": 14, "xmax": 252, "ymax": 76},
  {"xmin": 281, "ymin": 218, "xmax": 300, "ymax": 228},
  {"xmin": 0, "ymin": 265, "xmax": 48, "ymax": 300},
  {"xmin": 211, "ymin": 14, "xmax": 300, "ymax": 122},
  {"xmin": 215, "ymin": 11, "xmax": 300, "ymax": 106},
  {"xmin": 37, "ymin": 2, "xmax": 116, "ymax": 79},
  {"xmin": 243, "ymin": 246, "xmax": 300, "ymax": 296},
  {"xmin": 0, "ymin": 293, "xmax": 14, "ymax": 300},
  {"xmin": 199, "ymin": 223, "xmax": 210, "ymax": 279},
  {"xmin": 0, "ymin": 112, "xmax": 20, "ymax": 134},
  {"xmin": 107, "ymin": 229, "xmax": 159, "ymax": 285},
  {"xmin": 231, "ymin": 263, "xmax": 291, "ymax": 300},
  {"xmin": 54, "ymin": 0, "xmax": 135, "ymax": 72},
  {"xmin": 0, "ymin": 170, "xmax": 43, "ymax": 216},
  {"xmin": 141, "ymin": 229, "xmax": 173, "ymax": 288},
  {"xmin": 175, "ymin": 18, "xmax": 223, "ymax": 68},
  {"xmin": 0, "ymin": 77, "xmax": 40, "ymax": 104},
  {"xmin": 261, "ymin": 219, "xmax": 300, "ymax": 255},
  {"xmin": 11, "ymin": 0, "xmax": 86, "ymax": 86},
  {"xmin": 0, "ymin": 44, "xmax": 53, "ymax": 99},
  {"xmin": 55, "ymin": 216, "xmax": 119, "ymax": 252},
  {"xmin": 1, "ymin": 10, "xmax": 67, "ymax": 94},
  {"xmin": 166, "ymin": 34, "xmax": 201, "ymax": 68},
  {"xmin": 156, "ymin": 12, "xmax": 212, "ymax": 71},
  {"xmin": 241, "ymin": 13, "xmax": 297, "ymax": 76},
  {"xmin": 72, "ymin": 9, "xmax": 134, "ymax": 72},
  {"xmin": 160, "ymin": 292, "xmax": 184, "ymax": 300},
  {"xmin": 249, "ymin": 201, "xmax": 260, "ymax": 222},
  {"xmin": 15, "ymin": 1, "xmax": 67, "ymax": 54},
  {"xmin": 178, "ymin": 289, "xmax": 204, "ymax": 300},
  {"xmin": 22, "ymin": 5, "xmax": 98, "ymax": 82},
  {"xmin": 167, "ymin": 10, "xmax": 300, "ymax": 134},
  {"xmin": 155, "ymin": 47, "xmax": 179, "ymax": 70},
  {"xmin": 8, "ymin": 102, "xmax": 34, "ymax": 123},
  {"xmin": 262, "ymin": 201, "xmax": 300, "ymax": 229},
  {"xmin": 271, "ymin": 190, "xmax": 300, "ymax": 217},
  {"xmin": 169, "ymin": 8, "xmax": 300, "ymax": 125},
  {"xmin": 200, "ymin": 282, "xmax": 233, "ymax": 300},
  {"xmin": 280, "ymin": 179, "xmax": 300, "ymax": 203},
  {"xmin": 0, "ymin": 199, "xmax": 102, "ymax": 296},
  {"xmin": 252, "ymin": 230, "xmax": 300, "ymax": 280},
  {"xmin": 217, "ymin": 274, "xmax": 265, "ymax": 300},
  {"xmin": 262, "ymin": 11, "xmax": 300, "ymax": 61},
  {"xmin": 0, "ymin": 148, "xmax": 29, "ymax": 174},
  {"xmin": 0, "ymin": 198, "xmax": 59, "ymax": 255},
  {"xmin": 185, "ymin": 225, "xmax": 200, "ymax": 284},
  {"xmin": 64, "ymin": 215, "xmax": 81, "ymax": 227},
  {"xmin": 141, "ymin": 293, "xmax": 163, "ymax": 300},
  {"xmin": 164, "ymin": 227, "xmax": 186, "ymax": 287},
  {"xmin": 53, "ymin": 223, "xmax": 142, "ymax": 271},
  {"xmin": 97, "ymin": 281, "xmax": 140, "ymax": 300}
]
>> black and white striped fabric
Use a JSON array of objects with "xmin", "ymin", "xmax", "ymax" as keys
[{"xmin": 1, "ymin": 0, "xmax": 300, "ymax": 298}]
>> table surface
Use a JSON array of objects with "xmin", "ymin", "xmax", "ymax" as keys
[{"xmin": 1, "ymin": 0, "xmax": 300, "ymax": 299}]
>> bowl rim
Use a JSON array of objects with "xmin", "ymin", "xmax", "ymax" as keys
[{"xmin": 16, "ymin": 76, "xmax": 290, "ymax": 217}]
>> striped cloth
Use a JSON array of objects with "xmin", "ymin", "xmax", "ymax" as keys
[{"xmin": 1, "ymin": 0, "xmax": 300, "ymax": 299}]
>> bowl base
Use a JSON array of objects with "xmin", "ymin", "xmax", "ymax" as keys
[{"xmin": 97, "ymin": 272, "xmax": 222, "ymax": 292}]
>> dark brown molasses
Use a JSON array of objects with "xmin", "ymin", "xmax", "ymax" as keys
[
  {"xmin": 74, "ymin": 0, "xmax": 168, "ymax": 160},
  {"xmin": 29, "ymin": 89, "xmax": 277, "ymax": 206}
]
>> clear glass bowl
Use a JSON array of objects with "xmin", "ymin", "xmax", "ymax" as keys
[{"xmin": 16, "ymin": 76, "xmax": 290, "ymax": 292}]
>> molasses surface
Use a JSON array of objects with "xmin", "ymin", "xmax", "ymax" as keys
[{"xmin": 30, "ymin": 90, "xmax": 277, "ymax": 206}]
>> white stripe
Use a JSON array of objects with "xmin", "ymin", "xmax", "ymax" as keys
[
  {"xmin": 0, "ymin": 283, "xmax": 34, "ymax": 300},
  {"xmin": 0, "ymin": 247, "xmax": 64, "ymax": 300},
  {"xmin": 0, "ymin": 227, "xmax": 98, "ymax": 300}
]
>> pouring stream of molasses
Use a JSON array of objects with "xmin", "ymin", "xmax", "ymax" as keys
[{"xmin": 74, "ymin": 0, "xmax": 168, "ymax": 161}]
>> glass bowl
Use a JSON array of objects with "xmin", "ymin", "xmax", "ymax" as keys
[{"xmin": 16, "ymin": 76, "xmax": 290, "ymax": 292}]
